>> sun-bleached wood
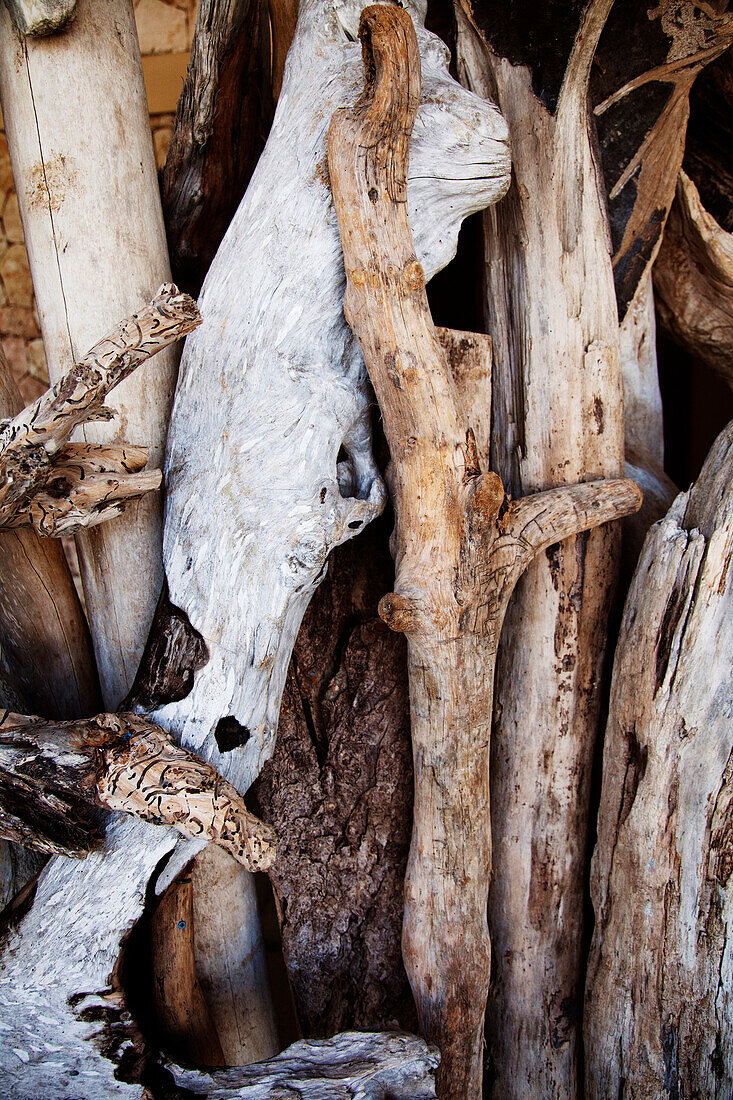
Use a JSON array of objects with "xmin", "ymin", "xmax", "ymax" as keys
[
  {"xmin": 585, "ymin": 419, "xmax": 733, "ymax": 1097},
  {"xmin": 3, "ymin": 0, "xmax": 76, "ymax": 35},
  {"xmin": 0, "ymin": 285, "xmax": 199, "ymax": 537},
  {"xmin": 328, "ymin": 8, "xmax": 641, "ymax": 1096},
  {"xmin": 151, "ymin": 0, "xmax": 511, "ymax": 802},
  {"xmin": 455, "ymin": 3, "xmax": 631, "ymax": 1092},
  {"xmin": 0, "ymin": 709, "xmax": 277, "ymax": 870},
  {"xmin": 655, "ymin": 170, "xmax": 733, "ymax": 390},
  {"xmin": 0, "ymin": 0, "xmax": 180, "ymax": 707}
]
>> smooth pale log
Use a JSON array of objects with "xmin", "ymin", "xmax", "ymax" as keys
[
  {"xmin": 162, "ymin": 0, "xmax": 271, "ymax": 295},
  {"xmin": 0, "ymin": 343, "xmax": 99, "ymax": 718},
  {"xmin": 150, "ymin": 870, "xmax": 225, "ymax": 1067},
  {"xmin": 655, "ymin": 170, "xmax": 733, "ymax": 390},
  {"xmin": 0, "ymin": 0, "xmax": 180, "ymax": 707},
  {"xmin": 328, "ymin": 9, "xmax": 640, "ymax": 1096},
  {"xmin": 585, "ymin": 419, "xmax": 733, "ymax": 1097},
  {"xmin": 150, "ymin": 0, "xmax": 511, "ymax": 801},
  {"xmin": 456, "ymin": 2, "xmax": 627, "ymax": 1095},
  {"xmin": 190, "ymin": 844, "xmax": 279, "ymax": 1065}
]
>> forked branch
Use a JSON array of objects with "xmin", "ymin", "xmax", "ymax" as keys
[
  {"xmin": 328, "ymin": 7, "xmax": 641, "ymax": 1097},
  {"xmin": 0, "ymin": 284, "xmax": 201, "ymax": 536}
]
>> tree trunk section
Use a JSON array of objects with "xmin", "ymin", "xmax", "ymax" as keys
[
  {"xmin": 0, "ymin": 0, "xmax": 179, "ymax": 707},
  {"xmin": 585, "ymin": 418, "xmax": 733, "ymax": 1098}
]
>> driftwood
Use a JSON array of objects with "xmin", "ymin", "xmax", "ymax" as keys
[
  {"xmin": 0, "ymin": 0, "xmax": 181, "ymax": 707},
  {"xmin": 2, "ymin": 0, "xmax": 76, "ymax": 36},
  {"xmin": 0, "ymin": 284, "xmax": 199, "ymax": 537},
  {"xmin": 143, "ymin": 0, "xmax": 511, "ymax": 802},
  {"xmin": 0, "ymin": 709, "xmax": 276, "ymax": 869},
  {"xmin": 585, "ymin": 418, "xmax": 733, "ymax": 1097},
  {"xmin": 161, "ymin": 0, "xmax": 271, "ymax": 296},
  {"xmin": 655, "ymin": 170, "xmax": 733, "ymax": 390},
  {"xmin": 328, "ymin": 8, "xmax": 641, "ymax": 1097}
]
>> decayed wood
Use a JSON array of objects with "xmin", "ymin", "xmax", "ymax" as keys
[
  {"xmin": 150, "ymin": 0, "xmax": 511, "ymax": 802},
  {"xmin": 3, "ymin": 0, "xmax": 76, "ymax": 36},
  {"xmin": 150, "ymin": 869, "xmax": 225, "ymax": 1067},
  {"xmin": 454, "ymin": 3, "xmax": 629, "ymax": 1091},
  {"xmin": 655, "ymin": 170, "xmax": 733, "ymax": 390},
  {"xmin": 585, "ymin": 419, "xmax": 733, "ymax": 1098},
  {"xmin": 0, "ymin": 710, "xmax": 276, "ymax": 870},
  {"xmin": 328, "ymin": 8, "xmax": 641, "ymax": 1096},
  {"xmin": 162, "ymin": 0, "xmax": 271, "ymax": 295},
  {"xmin": 0, "ymin": 284, "xmax": 199, "ymax": 537},
  {"xmin": 173, "ymin": 1030, "xmax": 439, "ymax": 1098},
  {"xmin": 0, "ymin": 0, "xmax": 182, "ymax": 707},
  {"xmin": 0, "ymin": 342, "xmax": 100, "ymax": 718},
  {"xmin": 269, "ymin": 0, "xmax": 298, "ymax": 102}
]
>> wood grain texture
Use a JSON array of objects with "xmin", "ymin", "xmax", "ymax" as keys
[
  {"xmin": 329, "ymin": 8, "xmax": 640, "ymax": 1095},
  {"xmin": 162, "ymin": 0, "xmax": 271, "ymax": 295},
  {"xmin": 0, "ymin": 0, "xmax": 182, "ymax": 707},
  {"xmin": 3, "ymin": 0, "xmax": 77, "ymax": 35},
  {"xmin": 585, "ymin": 419, "xmax": 733, "ymax": 1097}
]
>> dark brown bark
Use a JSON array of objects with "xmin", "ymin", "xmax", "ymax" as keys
[
  {"xmin": 161, "ymin": 0, "xmax": 273, "ymax": 296},
  {"xmin": 253, "ymin": 514, "xmax": 417, "ymax": 1036}
]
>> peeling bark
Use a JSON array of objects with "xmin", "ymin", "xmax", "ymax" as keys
[{"xmin": 585, "ymin": 418, "xmax": 733, "ymax": 1098}]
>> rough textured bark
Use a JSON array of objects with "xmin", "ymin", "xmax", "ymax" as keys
[
  {"xmin": 655, "ymin": 170, "xmax": 733, "ymax": 389},
  {"xmin": 455, "ymin": 3, "xmax": 625, "ymax": 1094},
  {"xmin": 161, "ymin": 0, "xmax": 271, "ymax": 296},
  {"xmin": 328, "ymin": 9, "xmax": 640, "ymax": 1095},
  {"xmin": 2, "ymin": 0, "xmax": 76, "ymax": 36},
  {"xmin": 585, "ymin": 418, "xmax": 733, "ymax": 1098},
  {"xmin": 0, "ymin": 0, "xmax": 181, "ymax": 708}
]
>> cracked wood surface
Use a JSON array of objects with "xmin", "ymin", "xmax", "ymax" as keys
[
  {"xmin": 328, "ymin": 7, "xmax": 641, "ymax": 1096},
  {"xmin": 0, "ymin": 0, "xmax": 182, "ymax": 707},
  {"xmin": 585, "ymin": 418, "xmax": 733, "ymax": 1097},
  {"xmin": 0, "ymin": 285, "xmax": 199, "ymax": 537}
]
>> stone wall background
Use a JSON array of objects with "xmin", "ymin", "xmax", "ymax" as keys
[{"xmin": 0, "ymin": 0, "xmax": 197, "ymax": 401}]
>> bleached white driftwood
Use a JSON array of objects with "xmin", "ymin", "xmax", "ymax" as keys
[
  {"xmin": 151, "ymin": 0, "xmax": 510, "ymax": 798},
  {"xmin": 585, "ymin": 419, "xmax": 733, "ymax": 1097},
  {"xmin": 0, "ymin": 0, "xmax": 179, "ymax": 708}
]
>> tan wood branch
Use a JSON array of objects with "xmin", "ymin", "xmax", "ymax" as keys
[
  {"xmin": 328, "ymin": 8, "xmax": 641, "ymax": 1097},
  {"xmin": 0, "ymin": 284, "xmax": 200, "ymax": 536},
  {"xmin": 0, "ymin": 710, "xmax": 276, "ymax": 872}
]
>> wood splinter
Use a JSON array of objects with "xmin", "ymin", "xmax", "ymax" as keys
[
  {"xmin": 0, "ymin": 283, "xmax": 201, "ymax": 537},
  {"xmin": 0, "ymin": 710, "xmax": 276, "ymax": 872},
  {"xmin": 328, "ymin": 7, "xmax": 642, "ymax": 1097}
]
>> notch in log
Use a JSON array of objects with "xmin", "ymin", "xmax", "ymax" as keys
[{"xmin": 328, "ymin": 7, "xmax": 641, "ymax": 1096}]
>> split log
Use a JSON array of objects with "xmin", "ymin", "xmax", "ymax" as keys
[
  {"xmin": 328, "ymin": 7, "xmax": 641, "ymax": 1096},
  {"xmin": 143, "ymin": 0, "xmax": 511, "ymax": 801},
  {"xmin": 0, "ymin": 284, "xmax": 199, "ymax": 536},
  {"xmin": 585, "ymin": 418, "xmax": 733, "ymax": 1097},
  {"xmin": 162, "ymin": 0, "xmax": 272, "ymax": 295},
  {"xmin": 0, "ymin": 0, "xmax": 183, "ymax": 707},
  {"xmin": 0, "ymin": 342, "xmax": 100, "ymax": 718},
  {"xmin": 655, "ymin": 170, "xmax": 733, "ymax": 390},
  {"xmin": 0, "ymin": 709, "xmax": 276, "ymax": 869}
]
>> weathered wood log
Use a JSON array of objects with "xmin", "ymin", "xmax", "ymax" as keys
[
  {"xmin": 328, "ymin": 8, "xmax": 641, "ymax": 1096},
  {"xmin": 655, "ymin": 170, "xmax": 733, "ymax": 390},
  {"xmin": 252, "ymin": 328, "xmax": 484, "ymax": 1036},
  {"xmin": 161, "ymin": 0, "xmax": 271, "ymax": 296},
  {"xmin": 585, "ymin": 418, "xmax": 733, "ymax": 1097},
  {"xmin": 0, "ymin": 342, "xmax": 100, "ymax": 718},
  {"xmin": 0, "ymin": 0, "xmax": 182, "ymax": 707},
  {"xmin": 144, "ymin": 0, "xmax": 511, "ymax": 801},
  {"xmin": 0, "ymin": 285, "xmax": 199, "ymax": 537},
  {"xmin": 3, "ymin": 0, "xmax": 76, "ymax": 36},
  {"xmin": 0, "ymin": 710, "xmax": 276, "ymax": 869}
]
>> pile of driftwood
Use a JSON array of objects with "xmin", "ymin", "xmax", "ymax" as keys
[{"xmin": 0, "ymin": 1, "xmax": 731, "ymax": 1098}]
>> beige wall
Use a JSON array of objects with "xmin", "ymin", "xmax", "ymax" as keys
[{"xmin": 0, "ymin": 0, "xmax": 197, "ymax": 400}]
